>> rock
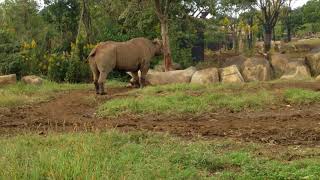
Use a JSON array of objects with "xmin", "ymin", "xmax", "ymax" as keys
[
  {"xmin": 153, "ymin": 62, "xmax": 183, "ymax": 72},
  {"xmin": 316, "ymin": 75, "xmax": 320, "ymax": 81},
  {"xmin": 273, "ymin": 41, "xmax": 282, "ymax": 52},
  {"xmin": 281, "ymin": 44, "xmax": 297, "ymax": 53},
  {"xmin": 128, "ymin": 67, "xmax": 197, "ymax": 85},
  {"xmin": 242, "ymin": 57, "xmax": 272, "ymax": 82},
  {"xmin": 270, "ymin": 53, "xmax": 291, "ymax": 78},
  {"xmin": 21, "ymin": 75, "xmax": 43, "ymax": 85},
  {"xmin": 280, "ymin": 61, "xmax": 311, "ymax": 80},
  {"xmin": 255, "ymin": 41, "xmax": 264, "ymax": 50},
  {"xmin": 191, "ymin": 68, "xmax": 219, "ymax": 84},
  {"xmin": 305, "ymin": 52, "xmax": 320, "ymax": 76},
  {"xmin": 220, "ymin": 65, "xmax": 244, "ymax": 83},
  {"xmin": 0, "ymin": 74, "xmax": 16, "ymax": 86},
  {"xmin": 222, "ymin": 55, "xmax": 247, "ymax": 71},
  {"xmin": 295, "ymin": 43, "xmax": 314, "ymax": 52}
]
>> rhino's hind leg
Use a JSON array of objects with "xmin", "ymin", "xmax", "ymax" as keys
[
  {"xmin": 89, "ymin": 61, "xmax": 100, "ymax": 94},
  {"xmin": 98, "ymin": 70, "xmax": 108, "ymax": 95},
  {"xmin": 93, "ymin": 71, "xmax": 100, "ymax": 94}
]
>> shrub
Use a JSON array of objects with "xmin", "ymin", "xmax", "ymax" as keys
[
  {"xmin": 0, "ymin": 53, "xmax": 27, "ymax": 79},
  {"xmin": 0, "ymin": 30, "xmax": 27, "ymax": 78},
  {"xmin": 65, "ymin": 56, "xmax": 91, "ymax": 83},
  {"xmin": 47, "ymin": 54, "xmax": 69, "ymax": 82}
]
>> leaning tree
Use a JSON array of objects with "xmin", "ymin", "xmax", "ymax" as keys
[{"xmin": 154, "ymin": 0, "xmax": 173, "ymax": 71}]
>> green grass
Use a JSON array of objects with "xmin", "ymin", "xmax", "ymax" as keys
[
  {"xmin": 0, "ymin": 131, "xmax": 319, "ymax": 179},
  {"xmin": 98, "ymin": 83, "xmax": 275, "ymax": 117},
  {"xmin": 284, "ymin": 88, "xmax": 320, "ymax": 104},
  {"xmin": 98, "ymin": 82, "xmax": 320, "ymax": 117},
  {"xmin": 0, "ymin": 80, "xmax": 125, "ymax": 107},
  {"xmin": 0, "ymin": 81, "xmax": 90, "ymax": 107}
]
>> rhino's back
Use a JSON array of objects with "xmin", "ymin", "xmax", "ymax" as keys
[{"xmin": 114, "ymin": 38, "xmax": 153, "ymax": 71}]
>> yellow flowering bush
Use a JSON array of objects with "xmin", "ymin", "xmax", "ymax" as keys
[
  {"xmin": 20, "ymin": 39, "xmax": 41, "ymax": 74},
  {"xmin": 47, "ymin": 53, "xmax": 69, "ymax": 82}
]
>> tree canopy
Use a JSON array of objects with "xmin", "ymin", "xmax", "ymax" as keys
[{"xmin": 0, "ymin": 0, "xmax": 319, "ymax": 81}]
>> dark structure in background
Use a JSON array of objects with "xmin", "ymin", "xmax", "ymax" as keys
[{"xmin": 192, "ymin": 30, "xmax": 205, "ymax": 61}]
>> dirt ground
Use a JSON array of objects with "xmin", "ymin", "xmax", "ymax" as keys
[{"xmin": 1, "ymin": 82, "xmax": 320, "ymax": 146}]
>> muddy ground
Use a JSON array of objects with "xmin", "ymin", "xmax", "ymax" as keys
[{"xmin": 1, "ymin": 82, "xmax": 320, "ymax": 146}]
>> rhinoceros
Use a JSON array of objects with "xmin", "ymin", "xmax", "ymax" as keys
[{"xmin": 87, "ymin": 37, "xmax": 163, "ymax": 95}]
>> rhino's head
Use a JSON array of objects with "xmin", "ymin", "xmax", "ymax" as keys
[{"xmin": 152, "ymin": 38, "xmax": 163, "ymax": 56}]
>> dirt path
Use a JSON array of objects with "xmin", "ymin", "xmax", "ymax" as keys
[{"xmin": 1, "ymin": 84, "xmax": 320, "ymax": 146}]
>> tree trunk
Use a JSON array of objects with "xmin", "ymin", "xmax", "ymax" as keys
[
  {"xmin": 247, "ymin": 16, "xmax": 254, "ymax": 50},
  {"xmin": 160, "ymin": 20, "xmax": 172, "ymax": 71},
  {"xmin": 272, "ymin": 28, "xmax": 276, "ymax": 41},
  {"xmin": 287, "ymin": 23, "xmax": 292, "ymax": 42},
  {"xmin": 154, "ymin": 0, "xmax": 172, "ymax": 71},
  {"xmin": 264, "ymin": 28, "xmax": 272, "ymax": 52}
]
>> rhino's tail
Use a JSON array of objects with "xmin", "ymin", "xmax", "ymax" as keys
[{"xmin": 89, "ymin": 48, "xmax": 97, "ymax": 57}]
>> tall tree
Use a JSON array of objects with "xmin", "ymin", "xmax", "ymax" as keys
[
  {"xmin": 154, "ymin": 0, "xmax": 173, "ymax": 71},
  {"xmin": 282, "ymin": 0, "xmax": 293, "ymax": 42},
  {"xmin": 255, "ymin": 0, "xmax": 286, "ymax": 52}
]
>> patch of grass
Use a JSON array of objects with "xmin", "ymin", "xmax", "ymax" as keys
[
  {"xmin": 0, "ymin": 81, "xmax": 90, "ymax": 107},
  {"xmin": 98, "ymin": 85, "xmax": 274, "ymax": 117},
  {"xmin": 0, "ymin": 80, "xmax": 126, "ymax": 107},
  {"xmin": 106, "ymin": 79, "xmax": 128, "ymax": 88},
  {"xmin": 0, "ymin": 131, "xmax": 320, "ymax": 179},
  {"xmin": 284, "ymin": 88, "xmax": 320, "ymax": 104}
]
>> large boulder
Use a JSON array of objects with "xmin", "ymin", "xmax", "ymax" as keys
[
  {"xmin": 128, "ymin": 67, "xmax": 197, "ymax": 86},
  {"xmin": 221, "ymin": 55, "xmax": 247, "ymax": 71},
  {"xmin": 153, "ymin": 62, "xmax": 182, "ymax": 72},
  {"xmin": 21, "ymin": 75, "xmax": 43, "ymax": 85},
  {"xmin": 255, "ymin": 41, "xmax": 264, "ymax": 50},
  {"xmin": 191, "ymin": 68, "xmax": 219, "ymax": 84},
  {"xmin": 242, "ymin": 57, "xmax": 272, "ymax": 82},
  {"xmin": 281, "ymin": 44, "xmax": 297, "ymax": 53},
  {"xmin": 0, "ymin": 74, "xmax": 16, "ymax": 86},
  {"xmin": 146, "ymin": 67, "xmax": 197, "ymax": 85},
  {"xmin": 270, "ymin": 53, "xmax": 291, "ymax": 78},
  {"xmin": 305, "ymin": 52, "xmax": 320, "ymax": 76},
  {"xmin": 273, "ymin": 41, "xmax": 282, "ymax": 52},
  {"xmin": 220, "ymin": 65, "xmax": 244, "ymax": 83},
  {"xmin": 280, "ymin": 60, "xmax": 311, "ymax": 80}
]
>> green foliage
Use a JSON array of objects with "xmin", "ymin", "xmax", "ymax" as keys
[
  {"xmin": 302, "ymin": 0, "xmax": 320, "ymax": 24},
  {"xmin": 64, "ymin": 57, "xmax": 91, "ymax": 83},
  {"xmin": 47, "ymin": 54, "xmax": 69, "ymax": 82},
  {"xmin": 0, "ymin": 53, "xmax": 26, "ymax": 78},
  {"xmin": 0, "ymin": 30, "xmax": 26, "ymax": 78}
]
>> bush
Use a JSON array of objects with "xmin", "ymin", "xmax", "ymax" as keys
[
  {"xmin": 0, "ymin": 53, "xmax": 27, "ymax": 79},
  {"xmin": 65, "ymin": 57, "xmax": 91, "ymax": 83},
  {"xmin": 0, "ymin": 30, "xmax": 27, "ymax": 78},
  {"xmin": 47, "ymin": 54, "xmax": 69, "ymax": 82}
]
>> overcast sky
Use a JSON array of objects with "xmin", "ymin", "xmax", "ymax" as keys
[{"xmin": 0, "ymin": 0, "xmax": 311, "ymax": 9}]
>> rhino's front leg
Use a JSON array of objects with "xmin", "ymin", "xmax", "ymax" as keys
[
  {"xmin": 140, "ymin": 62, "xmax": 150, "ymax": 88},
  {"xmin": 130, "ymin": 71, "xmax": 140, "ymax": 88}
]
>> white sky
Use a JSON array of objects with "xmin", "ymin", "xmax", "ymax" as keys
[
  {"xmin": 292, "ymin": 0, "xmax": 309, "ymax": 9},
  {"xmin": 0, "ymin": 0, "xmax": 311, "ymax": 10}
]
